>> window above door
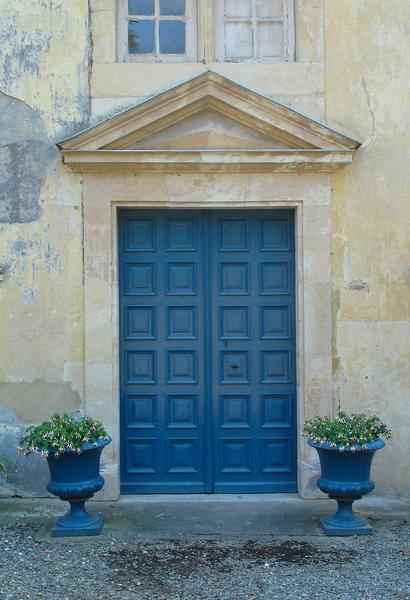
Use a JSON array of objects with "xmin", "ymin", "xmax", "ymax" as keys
[
  {"xmin": 117, "ymin": 0, "xmax": 295, "ymax": 63},
  {"xmin": 215, "ymin": 0, "xmax": 295, "ymax": 62},
  {"xmin": 92, "ymin": 0, "xmax": 324, "ymax": 108},
  {"xmin": 119, "ymin": 0, "xmax": 198, "ymax": 62}
]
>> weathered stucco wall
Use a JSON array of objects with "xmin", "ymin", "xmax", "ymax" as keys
[
  {"xmin": 0, "ymin": 0, "xmax": 408, "ymax": 498},
  {"xmin": 325, "ymin": 0, "xmax": 410, "ymax": 495},
  {"xmin": 0, "ymin": 0, "xmax": 90, "ymax": 494}
]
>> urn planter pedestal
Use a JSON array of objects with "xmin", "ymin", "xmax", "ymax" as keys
[
  {"xmin": 308, "ymin": 438, "xmax": 385, "ymax": 536},
  {"xmin": 46, "ymin": 437, "xmax": 111, "ymax": 537}
]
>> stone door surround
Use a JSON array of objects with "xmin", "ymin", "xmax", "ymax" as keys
[{"xmin": 59, "ymin": 72, "xmax": 359, "ymax": 499}]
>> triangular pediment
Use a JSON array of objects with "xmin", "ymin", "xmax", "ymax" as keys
[
  {"xmin": 59, "ymin": 71, "xmax": 360, "ymax": 172},
  {"xmin": 132, "ymin": 109, "xmax": 289, "ymax": 150}
]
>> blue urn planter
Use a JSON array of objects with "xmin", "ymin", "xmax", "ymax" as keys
[
  {"xmin": 308, "ymin": 438, "xmax": 385, "ymax": 536},
  {"xmin": 46, "ymin": 437, "xmax": 111, "ymax": 537}
]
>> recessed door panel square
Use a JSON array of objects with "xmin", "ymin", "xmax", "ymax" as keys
[
  {"xmin": 219, "ymin": 263, "xmax": 249, "ymax": 295},
  {"xmin": 126, "ymin": 263, "xmax": 155, "ymax": 295},
  {"xmin": 126, "ymin": 439, "xmax": 157, "ymax": 473},
  {"xmin": 125, "ymin": 394, "xmax": 156, "ymax": 428},
  {"xmin": 126, "ymin": 219, "xmax": 155, "ymax": 251},
  {"xmin": 167, "ymin": 306, "xmax": 196, "ymax": 339},
  {"xmin": 261, "ymin": 219, "xmax": 289, "ymax": 251},
  {"xmin": 260, "ymin": 305, "xmax": 290, "ymax": 339},
  {"xmin": 261, "ymin": 394, "xmax": 292, "ymax": 428},
  {"xmin": 220, "ymin": 307, "xmax": 249, "ymax": 339},
  {"xmin": 126, "ymin": 351, "xmax": 156, "ymax": 384},
  {"xmin": 221, "ymin": 439, "xmax": 251, "ymax": 473},
  {"xmin": 221, "ymin": 351, "xmax": 250, "ymax": 384},
  {"xmin": 166, "ymin": 263, "xmax": 196, "ymax": 295},
  {"xmin": 126, "ymin": 306, "xmax": 155, "ymax": 339},
  {"xmin": 219, "ymin": 219, "xmax": 248, "ymax": 251},
  {"xmin": 167, "ymin": 351, "xmax": 197, "ymax": 383},
  {"xmin": 261, "ymin": 351, "xmax": 291, "ymax": 383},
  {"xmin": 167, "ymin": 394, "xmax": 197, "ymax": 428},
  {"xmin": 167, "ymin": 439, "xmax": 198, "ymax": 473},
  {"xmin": 167, "ymin": 219, "xmax": 196, "ymax": 251},
  {"xmin": 220, "ymin": 395, "xmax": 250, "ymax": 429},
  {"xmin": 261, "ymin": 438, "xmax": 292, "ymax": 473},
  {"xmin": 260, "ymin": 262, "xmax": 289, "ymax": 295}
]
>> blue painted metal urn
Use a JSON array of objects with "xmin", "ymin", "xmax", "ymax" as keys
[
  {"xmin": 46, "ymin": 437, "xmax": 111, "ymax": 537},
  {"xmin": 308, "ymin": 438, "xmax": 385, "ymax": 536}
]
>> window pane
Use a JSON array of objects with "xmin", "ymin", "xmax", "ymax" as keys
[
  {"xmin": 128, "ymin": 0, "xmax": 155, "ymax": 15},
  {"xmin": 256, "ymin": 21, "xmax": 283, "ymax": 57},
  {"xmin": 128, "ymin": 20, "xmax": 155, "ymax": 53},
  {"xmin": 159, "ymin": 20, "xmax": 185, "ymax": 53},
  {"xmin": 256, "ymin": 0, "xmax": 283, "ymax": 18},
  {"xmin": 225, "ymin": 0, "xmax": 251, "ymax": 18},
  {"xmin": 160, "ymin": 0, "xmax": 185, "ymax": 16},
  {"xmin": 225, "ymin": 22, "xmax": 253, "ymax": 58}
]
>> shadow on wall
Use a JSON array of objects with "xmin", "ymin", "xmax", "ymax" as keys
[
  {"xmin": 0, "ymin": 382, "xmax": 82, "ymax": 497},
  {"xmin": 0, "ymin": 92, "xmax": 57, "ymax": 224},
  {"xmin": 0, "ymin": 415, "xmax": 50, "ymax": 498}
]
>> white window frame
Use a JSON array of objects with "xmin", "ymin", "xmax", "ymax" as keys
[
  {"xmin": 118, "ymin": 0, "xmax": 197, "ymax": 62},
  {"xmin": 214, "ymin": 0, "xmax": 295, "ymax": 63}
]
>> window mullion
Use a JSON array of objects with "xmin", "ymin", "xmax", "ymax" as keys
[
  {"xmin": 252, "ymin": 0, "xmax": 257, "ymax": 58},
  {"xmin": 155, "ymin": 0, "xmax": 160, "ymax": 55},
  {"xmin": 200, "ymin": 0, "xmax": 213, "ymax": 61}
]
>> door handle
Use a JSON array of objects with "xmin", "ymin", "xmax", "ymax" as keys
[{"xmin": 230, "ymin": 363, "xmax": 239, "ymax": 369}]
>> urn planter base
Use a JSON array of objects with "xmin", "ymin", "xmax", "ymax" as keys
[
  {"xmin": 320, "ymin": 499, "xmax": 372, "ymax": 536},
  {"xmin": 52, "ymin": 499, "xmax": 103, "ymax": 537},
  {"xmin": 321, "ymin": 516, "xmax": 372, "ymax": 536}
]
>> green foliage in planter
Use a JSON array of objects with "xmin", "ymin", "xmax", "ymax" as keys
[
  {"xmin": 0, "ymin": 454, "xmax": 15, "ymax": 477},
  {"xmin": 303, "ymin": 411, "xmax": 391, "ymax": 450},
  {"xmin": 18, "ymin": 413, "xmax": 109, "ymax": 458}
]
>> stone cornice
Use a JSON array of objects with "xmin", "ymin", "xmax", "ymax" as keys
[
  {"xmin": 62, "ymin": 148, "xmax": 354, "ymax": 172},
  {"xmin": 59, "ymin": 71, "xmax": 360, "ymax": 172}
]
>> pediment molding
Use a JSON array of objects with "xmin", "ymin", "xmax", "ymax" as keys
[{"xmin": 59, "ymin": 71, "xmax": 360, "ymax": 172}]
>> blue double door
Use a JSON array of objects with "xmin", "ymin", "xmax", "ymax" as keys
[{"xmin": 119, "ymin": 209, "xmax": 297, "ymax": 493}]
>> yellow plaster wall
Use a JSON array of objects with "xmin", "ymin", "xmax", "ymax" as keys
[
  {"xmin": 1, "ymin": 0, "xmax": 90, "ymax": 136},
  {"xmin": 0, "ymin": 0, "xmax": 90, "ymax": 494},
  {"xmin": 0, "ymin": 0, "xmax": 409, "ymax": 497},
  {"xmin": 325, "ymin": 0, "xmax": 410, "ymax": 495},
  {"xmin": 0, "ymin": 167, "xmax": 85, "ymax": 411}
]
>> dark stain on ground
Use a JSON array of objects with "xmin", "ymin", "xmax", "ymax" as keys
[{"xmin": 105, "ymin": 539, "xmax": 357, "ymax": 592}]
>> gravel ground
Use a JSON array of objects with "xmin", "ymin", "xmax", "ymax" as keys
[{"xmin": 0, "ymin": 519, "xmax": 409, "ymax": 600}]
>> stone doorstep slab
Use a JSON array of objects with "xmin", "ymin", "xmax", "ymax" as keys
[
  {"xmin": 26, "ymin": 499, "xmax": 369, "ymax": 543},
  {"xmin": 1, "ymin": 495, "xmax": 408, "ymax": 543}
]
